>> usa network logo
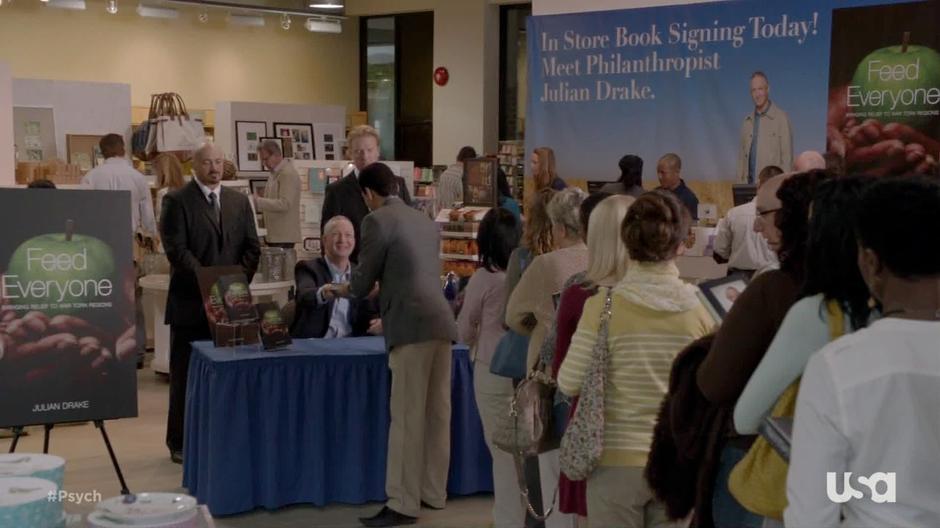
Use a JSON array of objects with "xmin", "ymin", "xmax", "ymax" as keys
[{"xmin": 827, "ymin": 472, "xmax": 896, "ymax": 504}]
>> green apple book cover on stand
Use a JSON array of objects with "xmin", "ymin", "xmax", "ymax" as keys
[
  {"xmin": 256, "ymin": 301, "xmax": 291, "ymax": 350},
  {"xmin": 196, "ymin": 266, "xmax": 259, "ymax": 347},
  {"xmin": 827, "ymin": 1, "xmax": 940, "ymax": 177},
  {"xmin": 0, "ymin": 189, "xmax": 138, "ymax": 428}
]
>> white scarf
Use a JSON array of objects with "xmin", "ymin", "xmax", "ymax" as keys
[{"xmin": 614, "ymin": 260, "xmax": 701, "ymax": 312}]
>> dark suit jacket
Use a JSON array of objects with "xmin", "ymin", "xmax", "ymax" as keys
[
  {"xmin": 320, "ymin": 170, "xmax": 412, "ymax": 262},
  {"xmin": 160, "ymin": 180, "xmax": 261, "ymax": 328},
  {"xmin": 350, "ymin": 197, "xmax": 457, "ymax": 349},
  {"xmin": 290, "ymin": 257, "xmax": 378, "ymax": 338}
]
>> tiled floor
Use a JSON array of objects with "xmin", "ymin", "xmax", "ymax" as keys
[{"xmin": 1, "ymin": 358, "xmax": 494, "ymax": 527}]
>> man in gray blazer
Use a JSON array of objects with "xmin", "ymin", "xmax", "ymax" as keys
[
  {"xmin": 255, "ymin": 139, "xmax": 301, "ymax": 248},
  {"xmin": 333, "ymin": 163, "xmax": 457, "ymax": 527}
]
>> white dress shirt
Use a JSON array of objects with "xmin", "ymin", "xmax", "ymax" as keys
[
  {"xmin": 316, "ymin": 258, "xmax": 352, "ymax": 338},
  {"xmin": 786, "ymin": 317, "xmax": 940, "ymax": 528},
  {"xmin": 713, "ymin": 200, "xmax": 777, "ymax": 271},
  {"xmin": 82, "ymin": 157, "xmax": 157, "ymax": 235}
]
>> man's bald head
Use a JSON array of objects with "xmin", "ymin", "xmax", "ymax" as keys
[
  {"xmin": 193, "ymin": 143, "xmax": 225, "ymax": 187},
  {"xmin": 794, "ymin": 151, "xmax": 826, "ymax": 172}
]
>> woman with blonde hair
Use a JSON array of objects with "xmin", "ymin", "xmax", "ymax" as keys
[
  {"xmin": 552, "ymin": 193, "xmax": 635, "ymax": 519},
  {"xmin": 152, "ymin": 152, "xmax": 185, "ymax": 228},
  {"xmin": 532, "ymin": 146, "xmax": 567, "ymax": 191}
]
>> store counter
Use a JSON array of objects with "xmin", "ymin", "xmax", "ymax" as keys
[
  {"xmin": 182, "ymin": 337, "xmax": 492, "ymax": 516},
  {"xmin": 677, "ymin": 226, "xmax": 727, "ymax": 282},
  {"xmin": 138, "ymin": 274, "xmax": 292, "ymax": 374}
]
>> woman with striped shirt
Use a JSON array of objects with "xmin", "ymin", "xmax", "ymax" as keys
[{"xmin": 558, "ymin": 190, "xmax": 714, "ymax": 527}]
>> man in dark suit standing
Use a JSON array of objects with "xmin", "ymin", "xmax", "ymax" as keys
[
  {"xmin": 291, "ymin": 215, "xmax": 379, "ymax": 338},
  {"xmin": 333, "ymin": 163, "xmax": 456, "ymax": 527},
  {"xmin": 320, "ymin": 125, "xmax": 412, "ymax": 262},
  {"xmin": 160, "ymin": 143, "xmax": 260, "ymax": 464}
]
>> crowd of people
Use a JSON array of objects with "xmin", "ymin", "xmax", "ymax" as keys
[
  {"xmin": 461, "ymin": 161, "xmax": 940, "ymax": 528},
  {"xmin": 22, "ymin": 121, "xmax": 938, "ymax": 528}
]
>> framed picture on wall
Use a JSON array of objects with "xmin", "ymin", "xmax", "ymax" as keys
[
  {"xmin": 249, "ymin": 178, "xmax": 268, "ymax": 198},
  {"xmin": 273, "ymin": 122, "xmax": 315, "ymax": 161},
  {"xmin": 281, "ymin": 137, "xmax": 294, "ymax": 159},
  {"xmin": 235, "ymin": 121, "xmax": 267, "ymax": 172}
]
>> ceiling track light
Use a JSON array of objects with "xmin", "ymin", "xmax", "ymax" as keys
[
  {"xmin": 309, "ymin": 0, "xmax": 342, "ymax": 9},
  {"xmin": 305, "ymin": 15, "xmax": 340, "ymax": 33},
  {"xmin": 198, "ymin": 9, "xmax": 208, "ymax": 22},
  {"xmin": 106, "ymin": 0, "xmax": 117, "ymax": 14},
  {"xmin": 47, "ymin": 0, "xmax": 87, "ymax": 9},
  {"xmin": 136, "ymin": 3, "xmax": 178, "ymax": 18},
  {"xmin": 280, "ymin": 13, "xmax": 291, "ymax": 30},
  {"xmin": 228, "ymin": 13, "xmax": 264, "ymax": 27}
]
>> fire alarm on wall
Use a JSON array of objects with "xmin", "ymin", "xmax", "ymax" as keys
[{"xmin": 434, "ymin": 67, "xmax": 449, "ymax": 86}]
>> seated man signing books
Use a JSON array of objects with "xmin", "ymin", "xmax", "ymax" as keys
[{"xmin": 291, "ymin": 216, "xmax": 380, "ymax": 338}]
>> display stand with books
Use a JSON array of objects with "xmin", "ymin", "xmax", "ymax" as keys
[{"xmin": 498, "ymin": 140, "xmax": 525, "ymax": 205}]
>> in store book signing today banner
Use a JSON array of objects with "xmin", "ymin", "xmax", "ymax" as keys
[
  {"xmin": 526, "ymin": 0, "xmax": 938, "ymax": 183},
  {"xmin": 0, "ymin": 189, "xmax": 138, "ymax": 427}
]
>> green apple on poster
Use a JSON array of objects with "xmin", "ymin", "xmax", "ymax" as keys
[
  {"xmin": 849, "ymin": 40, "xmax": 940, "ymax": 132},
  {"xmin": 4, "ymin": 223, "xmax": 116, "ymax": 316}
]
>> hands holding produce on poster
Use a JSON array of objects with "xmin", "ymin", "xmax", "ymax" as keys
[
  {"xmin": 828, "ymin": 87, "xmax": 939, "ymax": 176},
  {"xmin": 0, "ymin": 308, "xmax": 135, "ymax": 381}
]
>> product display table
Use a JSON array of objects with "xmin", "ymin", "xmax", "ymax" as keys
[
  {"xmin": 182, "ymin": 337, "xmax": 493, "ymax": 516},
  {"xmin": 138, "ymin": 274, "xmax": 292, "ymax": 374}
]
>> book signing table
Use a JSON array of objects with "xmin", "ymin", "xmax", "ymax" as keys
[{"xmin": 181, "ymin": 336, "xmax": 493, "ymax": 516}]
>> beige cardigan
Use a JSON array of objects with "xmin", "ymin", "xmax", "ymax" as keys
[
  {"xmin": 505, "ymin": 243, "xmax": 589, "ymax": 370},
  {"xmin": 255, "ymin": 160, "xmax": 302, "ymax": 244}
]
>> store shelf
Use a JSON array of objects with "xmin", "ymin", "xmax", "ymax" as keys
[
  {"xmin": 440, "ymin": 253, "xmax": 479, "ymax": 262},
  {"xmin": 441, "ymin": 231, "xmax": 478, "ymax": 239}
]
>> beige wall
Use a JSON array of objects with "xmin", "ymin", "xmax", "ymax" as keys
[
  {"xmin": 533, "ymin": 0, "xmax": 720, "ymax": 15},
  {"xmin": 0, "ymin": 63, "xmax": 13, "ymax": 184},
  {"xmin": 0, "ymin": 2, "xmax": 359, "ymax": 112},
  {"xmin": 348, "ymin": 0, "xmax": 500, "ymax": 165}
]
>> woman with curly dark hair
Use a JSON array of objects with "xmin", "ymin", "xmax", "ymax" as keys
[{"xmin": 694, "ymin": 169, "xmax": 828, "ymax": 527}]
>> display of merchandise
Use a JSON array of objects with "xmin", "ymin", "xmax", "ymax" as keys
[
  {"xmin": 0, "ymin": 476, "xmax": 63, "ymax": 528},
  {"xmin": 218, "ymin": 274, "xmax": 256, "ymax": 322},
  {"xmin": 256, "ymin": 301, "xmax": 291, "ymax": 350},
  {"xmin": 436, "ymin": 206, "xmax": 488, "ymax": 278},
  {"xmin": 88, "ymin": 492, "xmax": 199, "ymax": 528},
  {"xmin": 498, "ymin": 140, "xmax": 525, "ymax": 204},
  {"xmin": 0, "ymin": 454, "xmax": 65, "ymax": 491}
]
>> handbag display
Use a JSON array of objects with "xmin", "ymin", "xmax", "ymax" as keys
[
  {"xmin": 727, "ymin": 299, "xmax": 846, "ymax": 519},
  {"xmin": 559, "ymin": 287, "xmax": 613, "ymax": 481},
  {"xmin": 132, "ymin": 93, "xmax": 204, "ymax": 162},
  {"xmin": 132, "ymin": 94, "xmax": 161, "ymax": 161},
  {"xmin": 155, "ymin": 93, "xmax": 205, "ymax": 156}
]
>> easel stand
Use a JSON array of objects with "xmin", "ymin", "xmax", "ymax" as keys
[{"xmin": 7, "ymin": 420, "xmax": 131, "ymax": 495}]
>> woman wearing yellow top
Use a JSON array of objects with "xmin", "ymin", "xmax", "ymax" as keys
[{"xmin": 558, "ymin": 191, "xmax": 714, "ymax": 527}]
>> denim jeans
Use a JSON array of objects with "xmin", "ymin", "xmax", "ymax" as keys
[{"xmin": 712, "ymin": 445, "xmax": 764, "ymax": 528}]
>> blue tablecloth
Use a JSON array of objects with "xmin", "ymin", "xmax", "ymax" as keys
[{"xmin": 181, "ymin": 337, "xmax": 493, "ymax": 516}]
